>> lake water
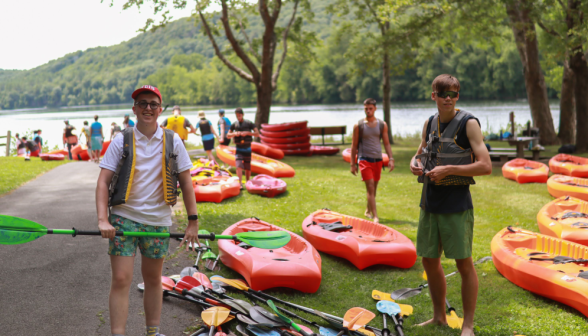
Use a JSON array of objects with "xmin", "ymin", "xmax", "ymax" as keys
[{"xmin": 0, "ymin": 100, "xmax": 560, "ymax": 156}]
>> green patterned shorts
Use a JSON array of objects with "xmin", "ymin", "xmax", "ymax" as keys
[{"xmin": 108, "ymin": 214, "xmax": 170, "ymax": 259}]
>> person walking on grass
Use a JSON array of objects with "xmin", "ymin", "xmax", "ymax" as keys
[
  {"xmin": 410, "ymin": 74, "xmax": 491, "ymax": 336},
  {"xmin": 349, "ymin": 98, "xmax": 394, "ymax": 224},
  {"xmin": 90, "ymin": 115, "xmax": 104, "ymax": 163},
  {"xmin": 96, "ymin": 85, "xmax": 199, "ymax": 336},
  {"xmin": 63, "ymin": 119, "xmax": 78, "ymax": 160},
  {"xmin": 195, "ymin": 110, "xmax": 219, "ymax": 162},
  {"xmin": 161, "ymin": 105, "xmax": 195, "ymax": 146},
  {"xmin": 227, "ymin": 107, "xmax": 259, "ymax": 189},
  {"xmin": 217, "ymin": 109, "xmax": 231, "ymax": 146}
]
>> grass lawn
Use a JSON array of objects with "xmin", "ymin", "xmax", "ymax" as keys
[
  {"xmin": 0, "ymin": 157, "xmax": 67, "ymax": 196},
  {"xmin": 169, "ymin": 140, "xmax": 588, "ymax": 336}
]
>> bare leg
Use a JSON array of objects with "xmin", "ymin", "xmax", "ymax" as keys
[
  {"xmin": 236, "ymin": 167, "xmax": 243, "ymax": 188},
  {"xmin": 245, "ymin": 169, "xmax": 251, "ymax": 182},
  {"xmin": 417, "ymin": 257, "xmax": 448, "ymax": 327},
  {"xmin": 206, "ymin": 150, "xmax": 214, "ymax": 162},
  {"xmin": 109, "ymin": 255, "xmax": 135, "ymax": 335},
  {"xmin": 372, "ymin": 180, "xmax": 379, "ymax": 223},
  {"xmin": 456, "ymin": 257, "xmax": 478, "ymax": 336},
  {"xmin": 141, "ymin": 255, "xmax": 165, "ymax": 328},
  {"xmin": 93, "ymin": 150, "xmax": 101, "ymax": 163},
  {"xmin": 365, "ymin": 180, "xmax": 378, "ymax": 223}
]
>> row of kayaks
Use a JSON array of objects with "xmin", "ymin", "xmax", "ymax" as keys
[
  {"xmin": 502, "ymin": 154, "xmax": 588, "ymax": 184},
  {"xmin": 218, "ymin": 209, "xmax": 417, "ymax": 293}
]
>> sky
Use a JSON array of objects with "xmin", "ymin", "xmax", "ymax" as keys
[{"xmin": 0, "ymin": 0, "xmax": 196, "ymax": 70}]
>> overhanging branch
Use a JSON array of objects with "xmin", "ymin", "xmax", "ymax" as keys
[{"xmin": 272, "ymin": 0, "xmax": 299, "ymax": 90}]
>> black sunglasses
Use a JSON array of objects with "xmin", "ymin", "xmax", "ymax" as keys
[{"xmin": 436, "ymin": 91, "xmax": 458, "ymax": 99}]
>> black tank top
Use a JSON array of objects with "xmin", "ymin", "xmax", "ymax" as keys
[
  {"xmin": 199, "ymin": 120, "xmax": 212, "ymax": 136},
  {"xmin": 420, "ymin": 112, "xmax": 480, "ymax": 214},
  {"xmin": 65, "ymin": 125, "xmax": 74, "ymax": 137}
]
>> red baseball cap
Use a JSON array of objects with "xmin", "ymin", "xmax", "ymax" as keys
[{"xmin": 132, "ymin": 85, "xmax": 162, "ymax": 102}]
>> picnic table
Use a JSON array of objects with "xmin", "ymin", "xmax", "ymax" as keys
[{"xmin": 502, "ymin": 136, "xmax": 539, "ymax": 158}]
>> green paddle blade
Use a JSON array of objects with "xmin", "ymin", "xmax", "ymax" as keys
[
  {"xmin": 0, "ymin": 215, "xmax": 48, "ymax": 245},
  {"xmin": 235, "ymin": 231, "xmax": 291, "ymax": 249},
  {"xmin": 267, "ymin": 300, "xmax": 293, "ymax": 325}
]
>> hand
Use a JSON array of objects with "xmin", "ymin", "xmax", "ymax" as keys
[
  {"xmin": 179, "ymin": 220, "xmax": 200, "ymax": 252},
  {"xmin": 98, "ymin": 219, "xmax": 116, "ymax": 240},
  {"xmin": 410, "ymin": 158, "xmax": 423, "ymax": 176},
  {"xmin": 426, "ymin": 165, "xmax": 453, "ymax": 182},
  {"xmin": 387, "ymin": 159, "xmax": 395, "ymax": 172},
  {"xmin": 350, "ymin": 164, "xmax": 357, "ymax": 176}
]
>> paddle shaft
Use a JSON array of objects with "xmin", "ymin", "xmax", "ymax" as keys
[
  {"xmin": 388, "ymin": 314, "xmax": 404, "ymax": 336},
  {"xmin": 46, "ymin": 229, "xmax": 233, "ymax": 240},
  {"xmin": 381, "ymin": 315, "xmax": 390, "ymax": 336}
]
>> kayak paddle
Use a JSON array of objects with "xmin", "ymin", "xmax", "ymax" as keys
[
  {"xmin": 445, "ymin": 299, "xmax": 463, "ymax": 330},
  {"xmin": 247, "ymin": 326, "xmax": 282, "ymax": 336},
  {"xmin": 336, "ymin": 308, "xmax": 375, "ymax": 336},
  {"xmin": 376, "ymin": 301, "xmax": 403, "ymax": 336},
  {"xmin": 422, "ymin": 256, "xmax": 492, "ymax": 281},
  {"xmin": 267, "ymin": 299, "xmax": 314, "ymax": 336},
  {"xmin": 0, "ymin": 215, "xmax": 291, "ymax": 249},
  {"xmin": 202, "ymin": 307, "xmax": 231, "ymax": 336},
  {"xmin": 206, "ymin": 255, "xmax": 222, "ymax": 271},
  {"xmin": 370, "ymin": 291, "xmax": 413, "ymax": 316}
]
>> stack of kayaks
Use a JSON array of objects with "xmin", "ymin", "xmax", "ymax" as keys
[
  {"xmin": 537, "ymin": 196, "xmax": 588, "ymax": 245},
  {"xmin": 260, "ymin": 121, "xmax": 311, "ymax": 155},
  {"xmin": 342, "ymin": 148, "xmax": 390, "ymax": 166},
  {"xmin": 216, "ymin": 145, "xmax": 295, "ymax": 178},
  {"xmin": 491, "ymin": 226, "xmax": 588, "ymax": 318},
  {"xmin": 301, "ymin": 209, "xmax": 416, "ymax": 269},
  {"xmin": 192, "ymin": 176, "xmax": 240, "ymax": 203},
  {"xmin": 218, "ymin": 218, "xmax": 322, "ymax": 292},
  {"xmin": 250, "ymin": 142, "xmax": 284, "ymax": 160},
  {"xmin": 547, "ymin": 175, "xmax": 588, "ymax": 201},
  {"xmin": 549, "ymin": 154, "xmax": 588, "ymax": 177},
  {"xmin": 245, "ymin": 174, "xmax": 287, "ymax": 198},
  {"xmin": 502, "ymin": 158, "xmax": 549, "ymax": 184}
]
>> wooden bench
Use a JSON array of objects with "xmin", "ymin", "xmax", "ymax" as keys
[
  {"xmin": 309, "ymin": 126, "xmax": 347, "ymax": 145},
  {"xmin": 489, "ymin": 149, "xmax": 543, "ymax": 162}
]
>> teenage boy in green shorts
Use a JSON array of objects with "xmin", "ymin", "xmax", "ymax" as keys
[
  {"xmin": 410, "ymin": 74, "xmax": 491, "ymax": 336},
  {"xmin": 96, "ymin": 85, "xmax": 200, "ymax": 336}
]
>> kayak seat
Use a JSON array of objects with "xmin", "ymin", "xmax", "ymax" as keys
[
  {"xmin": 318, "ymin": 222, "xmax": 352, "ymax": 232},
  {"xmin": 561, "ymin": 211, "xmax": 588, "ymax": 219},
  {"xmin": 578, "ymin": 271, "xmax": 588, "ymax": 280},
  {"xmin": 572, "ymin": 222, "xmax": 588, "ymax": 228}
]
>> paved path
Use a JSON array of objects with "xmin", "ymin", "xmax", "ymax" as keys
[{"xmin": 0, "ymin": 162, "xmax": 199, "ymax": 336}]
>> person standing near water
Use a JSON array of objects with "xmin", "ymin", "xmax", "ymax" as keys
[
  {"xmin": 63, "ymin": 120, "xmax": 78, "ymax": 160},
  {"xmin": 90, "ymin": 115, "xmax": 104, "ymax": 163},
  {"xmin": 96, "ymin": 85, "xmax": 199, "ymax": 336},
  {"xmin": 195, "ymin": 111, "xmax": 219, "ymax": 162},
  {"xmin": 349, "ymin": 98, "xmax": 394, "ymax": 224},
  {"xmin": 161, "ymin": 105, "xmax": 195, "ymax": 146},
  {"xmin": 33, "ymin": 130, "xmax": 43, "ymax": 154},
  {"xmin": 227, "ymin": 108, "xmax": 259, "ymax": 189},
  {"xmin": 217, "ymin": 109, "xmax": 231, "ymax": 146},
  {"xmin": 123, "ymin": 114, "xmax": 135, "ymax": 129},
  {"xmin": 410, "ymin": 74, "xmax": 491, "ymax": 336},
  {"xmin": 81, "ymin": 121, "xmax": 96, "ymax": 163},
  {"xmin": 15, "ymin": 133, "xmax": 26, "ymax": 156}
]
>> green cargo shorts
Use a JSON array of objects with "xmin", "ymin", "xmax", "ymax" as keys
[
  {"xmin": 108, "ymin": 214, "xmax": 169, "ymax": 259},
  {"xmin": 416, "ymin": 209, "xmax": 474, "ymax": 260}
]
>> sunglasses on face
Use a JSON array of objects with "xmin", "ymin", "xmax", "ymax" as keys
[
  {"xmin": 135, "ymin": 101, "xmax": 161, "ymax": 110},
  {"xmin": 436, "ymin": 91, "xmax": 458, "ymax": 99}
]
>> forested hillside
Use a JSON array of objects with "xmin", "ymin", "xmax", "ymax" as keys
[{"xmin": 0, "ymin": 0, "xmax": 558, "ymax": 110}]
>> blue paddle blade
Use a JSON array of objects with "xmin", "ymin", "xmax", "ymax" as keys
[
  {"xmin": 377, "ymin": 301, "xmax": 401, "ymax": 315},
  {"xmin": 0, "ymin": 215, "xmax": 47, "ymax": 245},
  {"xmin": 247, "ymin": 326, "xmax": 280, "ymax": 336},
  {"xmin": 319, "ymin": 327, "xmax": 339, "ymax": 336}
]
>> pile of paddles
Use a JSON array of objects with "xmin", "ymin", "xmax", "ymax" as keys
[
  {"xmin": 259, "ymin": 121, "xmax": 339, "ymax": 156},
  {"xmin": 493, "ymin": 153, "xmax": 588, "ymax": 319}
]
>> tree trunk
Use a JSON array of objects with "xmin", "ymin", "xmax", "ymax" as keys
[
  {"xmin": 558, "ymin": 57, "xmax": 576, "ymax": 144},
  {"xmin": 382, "ymin": 48, "xmax": 393, "ymax": 144},
  {"xmin": 571, "ymin": 50, "xmax": 588, "ymax": 151},
  {"xmin": 506, "ymin": 0, "xmax": 559, "ymax": 145},
  {"xmin": 255, "ymin": 83, "xmax": 273, "ymax": 127}
]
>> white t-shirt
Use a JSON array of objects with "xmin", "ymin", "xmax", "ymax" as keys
[{"xmin": 99, "ymin": 126, "xmax": 192, "ymax": 226}]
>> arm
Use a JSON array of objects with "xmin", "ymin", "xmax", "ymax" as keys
[
  {"xmin": 425, "ymin": 119, "xmax": 492, "ymax": 182},
  {"xmin": 410, "ymin": 120, "xmax": 428, "ymax": 176},
  {"xmin": 350, "ymin": 124, "xmax": 359, "ymax": 176},
  {"xmin": 178, "ymin": 169, "xmax": 200, "ymax": 251},
  {"xmin": 227, "ymin": 125, "xmax": 236, "ymax": 139},
  {"xmin": 220, "ymin": 123, "xmax": 226, "ymax": 139},
  {"xmin": 249, "ymin": 127, "xmax": 260, "ymax": 138},
  {"xmin": 211, "ymin": 124, "xmax": 219, "ymax": 139},
  {"xmin": 381, "ymin": 122, "xmax": 395, "ymax": 172},
  {"xmin": 96, "ymin": 168, "xmax": 116, "ymax": 239}
]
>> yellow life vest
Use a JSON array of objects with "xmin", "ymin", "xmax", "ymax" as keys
[{"xmin": 166, "ymin": 115, "xmax": 188, "ymax": 140}]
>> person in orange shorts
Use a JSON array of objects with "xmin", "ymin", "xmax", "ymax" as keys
[{"xmin": 350, "ymin": 98, "xmax": 394, "ymax": 223}]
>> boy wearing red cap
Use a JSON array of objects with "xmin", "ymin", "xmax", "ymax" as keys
[{"xmin": 96, "ymin": 85, "xmax": 200, "ymax": 336}]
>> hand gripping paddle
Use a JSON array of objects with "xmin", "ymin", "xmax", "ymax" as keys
[
  {"xmin": 336, "ymin": 308, "xmax": 375, "ymax": 336},
  {"xmin": 370, "ymin": 291, "xmax": 413, "ymax": 316},
  {"xmin": 0, "ymin": 215, "xmax": 291, "ymax": 249},
  {"xmin": 376, "ymin": 301, "xmax": 403, "ymax": 336},
  {"xmin": 202, "ymin": 307, "xmax": 231, "ymax": 336}
]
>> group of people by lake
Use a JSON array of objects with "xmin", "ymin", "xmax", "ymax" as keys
[{"xmin": 14, "ymin": 129, "xmax": 43, "ymax": 157}]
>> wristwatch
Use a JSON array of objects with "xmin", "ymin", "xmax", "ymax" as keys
[{"xmin": 188, "ymin": 214, "xmax": 198, "ymax": 221}]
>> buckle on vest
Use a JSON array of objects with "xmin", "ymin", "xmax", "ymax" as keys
[
  {"xmin": 430, "ymin": 152, "xmax": 437, "ymax": 159},
  {"xmin": 432, "ymin": 135, "xmax": 439, "ymax": 143},
  {"xmin": 122, "ymin": 151, "xmax": 128, "ymax": 159},
  {"xmin": 169, "ymin": 153, "xmax": 178, "ymax": 160}
]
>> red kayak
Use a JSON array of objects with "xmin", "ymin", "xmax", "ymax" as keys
[
  {"xmin": 283, "ymin": 148, "xmax": 311, "ymax": 156},
  {"xmin": 245, "ymin": 174, "xmax": 287, "ymax": 198},
  {"xmin": 218, "ymin": 218, "xmax": 322, "ymax": 293},
  {"xmin": 260, "ymin": 134, "xmax": 310, "ymax": 144},
  {"xmin": 251, "ymin": 142, "xmax": 284, "ymax": 160},
  {"xmin": 260, "ymin": 127, "xmax": 310, "ymax": 138},
  {"xmin": 310, "ymin": 146, "xmax": 339, "ymax": 155},
  {"xmin": 342, "ymin": 148, "xmax": 389, "ymax": 166},
  {"xmin": 262, "ymin": 142, "xmax": 311, "ymax": 150},
  {"xmin": 261, "ymin": 121, "xmax": 308, "ymax": 132},
  {"xmin": 302, "ymin": 209, "xmax": 416, "ymax": 270},
  {"xmin": 39, "ymin": 153, "xmax": 65, "ymax": 161}
]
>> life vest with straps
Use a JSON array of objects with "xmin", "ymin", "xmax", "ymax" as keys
[
  {"xmin": 198, "ymin": 119, "xmax": 212, "ymax": 137},
  {"xmin": 166, "ymin": 115, "xmax": 188, "ymax": 140},
  {"xmin": 416, "ymin": 110, "xmax": 476, "ymax": 186},
  {"xmin": 108, "ymin": 128, "xmax": 179, "ymax": 207}
]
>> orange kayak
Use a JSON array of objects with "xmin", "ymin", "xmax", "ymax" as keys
[
  {"xmin": 301, "ymin": 209, "xmax": 416, "ymax": 270},
  {"xmin": 547, "ymin": 174, "xmax": 588, "ymax": 201},
  {"xmin": 342, "ymin": 148, "xmax": 389, "ymax": 166},
  {"xmin": 537, "ymin": 196, "xmax": 588, "ymax": 246},
  {"xmin": 549, "ymin": 154, "xmax": 588, "ymax": 177},
  {"xmin": 193, "ymin": 176, "xmax": 240, "ymax": 203},
  {"xmin": 502, "ymin": 158, "xmax": 549, "ymax": 184},
  {"xmin": 492, "ymin": 227, "xmax": 588, "ymax": 318},
  {"xmin": 216, "ymin": 145, "xmax": 295, "ymax": 178},
  {"xmin": 218, "ymin": 218, "xmax": 322, "ymax": 293},
  {"xmin": 251, "ymin": 142, "xmax": 284, "ymax": 160}
]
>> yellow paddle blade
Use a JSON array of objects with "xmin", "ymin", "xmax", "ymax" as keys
[
  {"xmin": 398, "ymin": 304, "xmax": 413, "ymax": 316},
  {"xmin": 201, "ymin": 307, "xmax": 231, "ymax": 327},
  {"xmin": 371, "ymin": 290, "xmax": 413, "ymax": 316},
  {"xmin": 221, "ymin": 314, "xmax": 235, "ymax": 324},
  {"xmin": 447, "ymin": 310, "xmax": 463, "ymax": 330},
  {"xmin": 357, "ymin": 327, "xmax": 375, "ymax": 336},
  {"xmin": 343, "ymin": 308, "xmax": 376, "ymax": 331},
  {"xmin": 422, "ymin": 271, "xmax": 427, "ymax": 281},
  {"xmin": 211, "ymin": 276, "xmax": 249, "ymax": 291}
]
